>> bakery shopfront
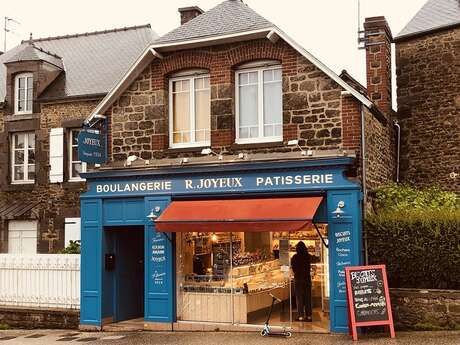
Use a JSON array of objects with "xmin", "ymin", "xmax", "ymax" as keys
[{"xmin": 79, "ymin": 157, "xmax": 362, "ymax": 333}]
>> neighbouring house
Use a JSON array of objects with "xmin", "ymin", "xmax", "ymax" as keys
[
  {"xmin": 0, "ymin": 25, "xmax": 156, "ymax": 254},
  {"xmin": 394, "ymin": 0, "xmax": 460, "ymax": 192},
  {"xmin": 77, "ymin": 0, "xmax": 396, "ymax": 333}
]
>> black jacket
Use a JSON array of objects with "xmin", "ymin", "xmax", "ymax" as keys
[{"xmin": 291, "ymin": 252, "xmax": 311, "ymax": 284}]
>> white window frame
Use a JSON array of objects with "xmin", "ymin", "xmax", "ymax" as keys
[
  {"xmin": 168, "ymin": 72, "xmax": 211, "ymax": 149},
  {"xmin": 235, "ymin": 64, "xmax": 283, "ymax": 144},
  {"xmin": 64, "ymin": 217, "xmax": 81, "ymax": 247},
  {"xmin": 8, "ymin": 220, "xmax": 38, "ymax": 254},
  {"xmin": 11, "ymin": 132, "xmax": 35, "ymax": 184},
  {"xmin": 14, "ymin": 73, "xmax": 33, "ymax": 115},
  {"xmin": 69, "ymin": 129, "xmax": 87, "ymax": 181}
]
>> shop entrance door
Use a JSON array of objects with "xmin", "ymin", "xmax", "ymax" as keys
[
  {"xmin": 111, "ymin": 227, "xmax": 144, "ymax": 322},
  {"xmin": 288, "ymin": 225, "xmax": 330, "ymax": 331}
]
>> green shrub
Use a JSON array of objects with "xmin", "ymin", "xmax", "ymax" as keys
[
  {"xmin": 366, "ymin": 209, "xmax": 460, "ymax": 289},
  {"xmin": 373, "ymin": 183, "xmax": 458, "ymax": 213},
  {"xmin": 59, "ymin": 240, "xmax": 81, "ymax": 254}
]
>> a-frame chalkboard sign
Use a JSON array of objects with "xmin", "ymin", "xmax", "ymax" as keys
[{"xmin": 345, "ymin": 265, "xmax": 395, "ymax": 341}]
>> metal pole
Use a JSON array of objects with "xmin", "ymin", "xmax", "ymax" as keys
[
  {"xmin": 230, "ymin": 232, "xmax": 234, "ymax": 324},
  {"xmin": 4, "ymin": 17, "xmax": 7, "ymax": 52},
  {"xmin": 360, "ymin": 105, "xmax": 368, "ymax": 265}
]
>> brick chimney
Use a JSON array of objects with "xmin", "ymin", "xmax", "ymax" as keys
[
  {"xmin": 178, "ymin": 6, "xmax": 204, "ymax": 25},
  {"xmin": 363, "ymin": 16, "xmax": 393, "ymax": 115}
]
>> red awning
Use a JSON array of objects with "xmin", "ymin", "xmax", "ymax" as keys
[{"xmin": 155, "ymin": 197, "xmax": 323, "ymax": 233}]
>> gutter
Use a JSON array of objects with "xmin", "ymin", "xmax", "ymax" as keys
[
  {"xmin": 394, "ymin": 121, "xmax": 401, "ymax": 183},
  {"xmin": 39, "ymin": 93, "xmax": 106, "ymax": 104},
  {"xmin": 394, "ymin": 22, "xmax": 460, "ymax": 43}
]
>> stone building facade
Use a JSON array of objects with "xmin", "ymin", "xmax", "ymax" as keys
[
  {"xmin": 0, "ymin": 25, "xmax": 154, "ymax": 253},
  {"xmin": 108, "ymin": 39, "xmax": 347, "ymax": 161},
  {"xmin": 0, "ymin": 101, "xmax": 99, "ymax": 253},
  {"xmin": 96, "ymin": 8, "xmax": 396, "ymax": 205},
  {"xmin": 395, "ymin": 1, "xmax": 460, "ymax": 192}
]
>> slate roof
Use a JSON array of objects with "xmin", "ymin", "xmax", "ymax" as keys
[
  {"xmin": 396, "ymin": 0, "xmax": 460, "ymax": 40},
  {"xmin": 0, "ymin": 199, "xmax": 40, "ymax": 219},
  {"xmin": 0, "ymin": 24, "xmax": 157, "ymax": 101},
  {"xmin": 5, "ymin": 43, "xmax": 64, "ymax": 69},
  {"xmin": 155, "ymin": 0, "xmax": 274, "ymax": 44}
]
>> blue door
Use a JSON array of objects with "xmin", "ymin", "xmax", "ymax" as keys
[{"xmin": 113, "ymin": 227, "xmax": 144, "ymax": 321}]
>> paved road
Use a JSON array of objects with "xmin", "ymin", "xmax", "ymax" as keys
[{"xmin": 0, "ymin": 330, "xmax": 459, "ymax": 345}]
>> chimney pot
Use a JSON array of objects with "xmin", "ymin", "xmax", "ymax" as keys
[{"xmin": 178, "ymin": 6, "xmax": 204, "ymax": 25}]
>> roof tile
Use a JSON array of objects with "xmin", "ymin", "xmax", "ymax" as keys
[
  {"xmin": 155, "ymin": 0, "xmax": 273, "ymax": 44},
  {"xmin": 396, "ymin": 0, "xmax": 460, "ymax": 40},
  {"xmin": 0, "ymin": 25, "xmax": 157, "ymax": 101}
]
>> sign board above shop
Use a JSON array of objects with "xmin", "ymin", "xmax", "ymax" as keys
[
  {"xmin": 78, "ymin": 129, "xmax": 107, "ymax": 164},
  {"xmin": 345, "ymin": 265, "xmax": 395, "ymax": 341},
  {"xmin": 83, "ymin": 166, "xmax": 358, "ymax": 199}
]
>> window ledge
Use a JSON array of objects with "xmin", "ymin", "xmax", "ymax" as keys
[
  {"xmin": 166, "ymin": 146, "xmax": 209, "ymax": 153},
  {"xmin": 5, "ymin": 183, "xmax": 35, "ymax": 192},
  {"xmin": 62, "ymin": 181, "xmax": 86, "ymax": 191},
  {"xmin": 5, "ymin": 114, "xmax": 40, "ymax": 122},
  {"xmin": 231, "ymin": 141, "xmax": 284, "ymax": 150},
  {"xmin": 68, "ymin": 178, "xmax": 86, "ymax": 183}
]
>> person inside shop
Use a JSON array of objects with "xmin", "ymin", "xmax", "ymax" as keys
[
  {"xmin": 193, "ymin": 255, "xmax": 206, "ymax": 276},
  {"xmin": 291, "ymin": 241, "xmax": 312, "ymax": 322}
]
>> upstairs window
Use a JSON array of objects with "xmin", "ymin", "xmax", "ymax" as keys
[
  {"xmin": 11, "ymin": 132, "xmax": 35, "ymax": 184},
  {"xmin": 236, "ymin": 63, "xmax": 282, "ymax": 144},
  {"xmin": 169, "ymin": 70, "xmax": 210, "ymax": 148},
  {"xmin": 14, "ymin": 73, "xmax": 33, "ymax": 114},
  {"xmin": 69, "ymin": 129, "xmax": 86, "ymax": 181}
]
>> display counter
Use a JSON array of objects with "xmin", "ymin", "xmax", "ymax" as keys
[
  {"xmin": 180, "ymin": 260, "xmax": 289, "ymax": 323},
  {"xmin": 179, "ymin": 258, "xmax": 328, "ymax": 323}
]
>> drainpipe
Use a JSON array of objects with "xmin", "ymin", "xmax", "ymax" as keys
[
  {"xmin": 394, "ymin": 121, "xmax": 401, "ymax": 183},
  {"xmin": 360, "ymin": 105, "xmax": 368, "ymax": 265}
]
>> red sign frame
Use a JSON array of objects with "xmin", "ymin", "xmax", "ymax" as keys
[{"xmin": 345, "ymin": 265, "xmax": 395, "ymax": 341}]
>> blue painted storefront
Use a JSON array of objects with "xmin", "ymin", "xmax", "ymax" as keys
[{"xmin": 80, "ymin": 157, "xmax": 362, "ymax": 333}]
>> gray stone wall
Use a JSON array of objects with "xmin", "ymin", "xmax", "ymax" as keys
[
  {"xmin": 0, "ymin": 306, "xmax": 79, "ymax": 329},
  {"xmin": 396, "ymin": 28, "xmax": 460, "ymax": 192},
  {"xmin": 390, "ymin": 288, "xmax": 460, "ymax": 331},
  {"xmin": 364, "ymin": 106, "xmax": 395, "ymax": 192}
]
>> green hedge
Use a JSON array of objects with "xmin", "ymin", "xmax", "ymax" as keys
[{"xmin": 366, "ymin": 210, "xmax": 460, "ymax": 289}]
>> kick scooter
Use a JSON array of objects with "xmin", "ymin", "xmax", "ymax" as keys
[{"xmin": 260, "ymin": 293, "xmax": 292, "ymax": 337}]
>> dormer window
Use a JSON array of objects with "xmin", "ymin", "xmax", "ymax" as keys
[{"xmin": 14, "ymin": 73, "xmax": 33, "ymax": 114}]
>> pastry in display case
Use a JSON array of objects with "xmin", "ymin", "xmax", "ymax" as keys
[{"xmin": 176, "ymin": 227, "xmax": 330, "ymax": 324}]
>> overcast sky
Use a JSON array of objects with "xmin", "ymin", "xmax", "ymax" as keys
[{"xmin": 2, "ymin": 0, "xmax": 426, "ymax": 101}]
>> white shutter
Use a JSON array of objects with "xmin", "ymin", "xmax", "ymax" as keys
[
  {"xmin": 64, "ymin": 217, "xmax": 81, "ymax": 247},
  {"xmin": 49, "ymin": 127, "xmax": 64, "ymax": 183},
  {"xmin": 8, "ymin": 221, "xmax": 37, "ymax": 254}
]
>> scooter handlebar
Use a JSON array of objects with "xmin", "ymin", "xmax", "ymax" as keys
[{"xmin": 269, "ymin": 293, "xmax": 282, "ymax": 303}]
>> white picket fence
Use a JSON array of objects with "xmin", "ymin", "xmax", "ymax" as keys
[{"xmin": 0, "ymin": 254, "xmax": 80, "ymax": 309}]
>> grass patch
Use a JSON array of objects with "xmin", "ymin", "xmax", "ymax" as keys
[{"xmin": 0, "ymin": 323, "xmax": 10, "ymax": 330}]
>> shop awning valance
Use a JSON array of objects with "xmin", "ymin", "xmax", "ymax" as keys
[{"xmin": 155, "ymin": 197, "xmax": 323, "ymax": 233}]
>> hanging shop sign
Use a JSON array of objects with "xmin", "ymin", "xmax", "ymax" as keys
[
  {"xmin": 78, "ymin": 129, "xmax": 106, "ymax": 164},
  {"xmin": 345, "ymin": 265, "xmax": 395, "ymax": 341}
]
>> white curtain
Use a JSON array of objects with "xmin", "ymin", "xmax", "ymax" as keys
[
  {"xmin": 263, "ymin": 69, "xmax": 282, "ymax": 137},
  {"xmin": 239, "ymin": 71, "xmax": 259, "ymax": 138}
]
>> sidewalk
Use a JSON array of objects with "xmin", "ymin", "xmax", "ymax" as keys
[{"xmin": 0, "ymin": 330, "xmax": 459, "ymax": 345}]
